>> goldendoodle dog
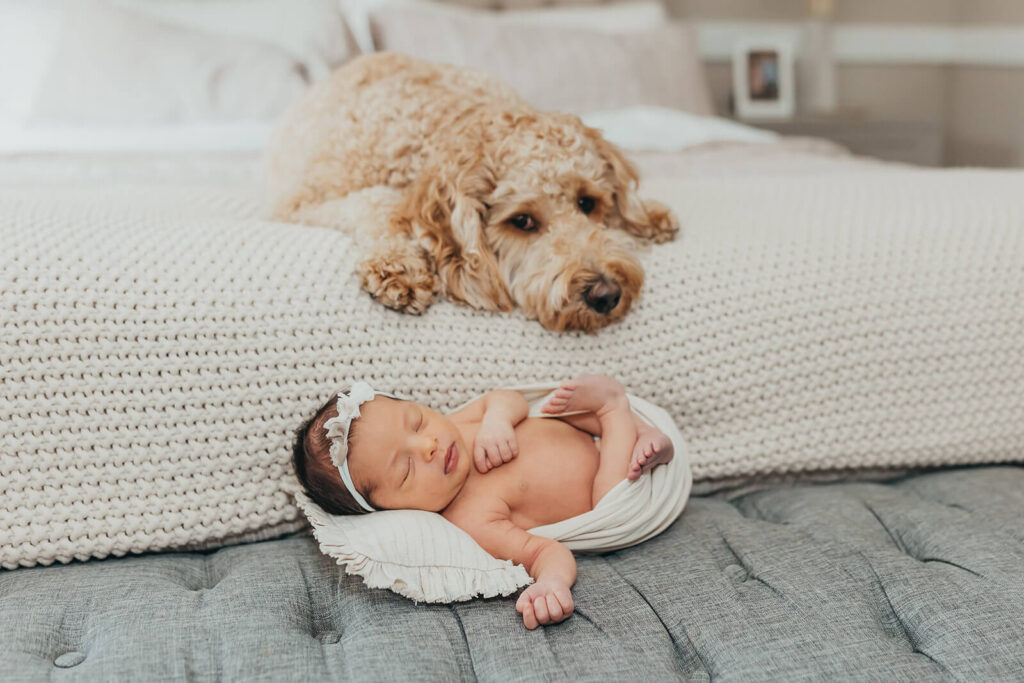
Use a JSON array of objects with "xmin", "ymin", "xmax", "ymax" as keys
[{"xmin": 266, "ymin": 52, "xmax": 678, "ymax": 332}]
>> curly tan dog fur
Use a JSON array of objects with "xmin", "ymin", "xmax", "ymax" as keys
[{"xmin": 266, "ymin": 53, "xmax": 678, "ymax": 332}]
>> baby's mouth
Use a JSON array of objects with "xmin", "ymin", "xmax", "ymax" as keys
[{"xmin": 444, "ymin": 442, "xmax": 457, "ymax": 475}]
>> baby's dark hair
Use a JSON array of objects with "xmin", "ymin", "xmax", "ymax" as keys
[{"xmin": 293, "ymin": 390, "xmax": 377, "ymax": 516}]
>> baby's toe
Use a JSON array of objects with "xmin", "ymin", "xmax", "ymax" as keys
[{"xmin": 543, "ymin": 404, "xmax": 563, "ymax": 414}]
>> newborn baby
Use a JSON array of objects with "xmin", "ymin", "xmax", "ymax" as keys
[{"xmin": 293, "ymin": 374, "xmax": 674, "ymax": 630}]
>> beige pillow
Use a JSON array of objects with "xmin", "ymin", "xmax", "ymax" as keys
[
  {"xmin": 340, "ymin": 0, "xmax": 669, "ymax": 53},
  {"xmin": 369, "ymin": 9, "xmax": 714, "ymax": 116},
  {"xmin": 30, "ymin": 0, "xmax": 357, "ymax": 125}
]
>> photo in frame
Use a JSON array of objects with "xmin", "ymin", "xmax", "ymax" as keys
[{"xmin": 732, "ymin": 38, "xmax": 796, "ymax": 120}]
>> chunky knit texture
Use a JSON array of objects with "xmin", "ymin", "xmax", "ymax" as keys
[{"xmin": 2, "ymin": 162, "xmax": 1023, "ymax": 570}]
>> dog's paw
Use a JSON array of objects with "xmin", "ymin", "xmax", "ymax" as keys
[
  {"xmin": 358, "ymin": 249, "xmax": 440, "ymax": 314},
  {"xmin": 642, "ymin": 200, "xmax": 680, "ymax": 244}
]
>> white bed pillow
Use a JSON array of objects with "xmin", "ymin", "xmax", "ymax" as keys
[
  {"xmin": 0, "ymin": 2, "xmax": 65, "ymax": 126},
  {"xmin": 107, "ymin": 0, "xmax": 359, "ymax": 82},
  {"xmin": 9, "ymin": 0, "xmax": 357, "ymax": 145},
  {"xmin": 29, "ymin": 0, "xmax": 347, "ymax": 126},
  {"xmin": 369, "ymin": 9, "xmax": 714, "ymax": 116}
]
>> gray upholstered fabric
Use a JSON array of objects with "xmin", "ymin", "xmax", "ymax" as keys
[{"xmin": 3, "ymin": 465, "xmax": 1023, "ymax": 681}]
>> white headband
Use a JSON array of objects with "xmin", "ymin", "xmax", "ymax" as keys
[{"xmin": 322, "ymin": 381, "xmax": 398, "ymax": 513}]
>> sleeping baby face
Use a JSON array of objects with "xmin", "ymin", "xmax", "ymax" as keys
[{"xmin": 346, "ymin": 397, "xmax": 472, "ymax": 512}]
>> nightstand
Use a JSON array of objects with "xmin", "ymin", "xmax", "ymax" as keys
[{"xmin": 743, "ymin": 116, "xmax": 944, "ymax": 166}]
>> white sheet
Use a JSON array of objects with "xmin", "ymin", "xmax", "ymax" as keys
[
  {"xmin": 581, "ymin": 106, "xmax": 777, "ymax": 153},
  {"xmin": 0, "ymin": 107, "xmax": 776, "ymax": 156},
  {"xmin": 0, "ymin": 122, "xmax": 276, "ymax": 155}
]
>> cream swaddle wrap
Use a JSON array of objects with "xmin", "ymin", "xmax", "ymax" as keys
[
  {"xmin": 493, "ymin": 384, "xmax": 692, "ymax": 552},
  {"xmin": 293, "ymin": 382, "xmax": 692, "ymax": 603}
]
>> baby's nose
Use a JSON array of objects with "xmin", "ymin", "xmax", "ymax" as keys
[{"xmin": 418, "ymin": 436, "xmax": 438, "ymax": 461}]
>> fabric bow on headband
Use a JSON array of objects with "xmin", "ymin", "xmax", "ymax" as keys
[{"xmin": 322, "ymin": 381, "xmax": 397, "ymax": 512}]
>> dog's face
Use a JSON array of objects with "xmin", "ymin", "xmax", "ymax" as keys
[
  {"xmin": 480, "ymin": 135, "xmax": 645, "ymax": 332},
  {"xmin": 405, "ymin": 112, "xmax": 675, "ymax": 333}
]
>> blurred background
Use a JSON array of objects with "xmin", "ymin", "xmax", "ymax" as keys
[
  {"xmin": 680, "ymin": 0, "xmax": 1024, "ymax": 167},
  {"xmin": 1, "ymin": 0, "xmax": 1022, "ymax": 167}
]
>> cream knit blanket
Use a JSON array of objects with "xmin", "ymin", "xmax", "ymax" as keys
[{"xmin": 2, "ymin": 165, "xmax": 1023, "ymax": 569}]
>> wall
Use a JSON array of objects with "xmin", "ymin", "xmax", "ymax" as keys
[{"xmin": 671, "ymin": 0, "xmax": 1024, "ymax": 167}]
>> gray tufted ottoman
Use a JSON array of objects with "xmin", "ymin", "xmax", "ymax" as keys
[{"xmin": 3, "ymin": 465, "xmax": 1023, "ymax": 681}]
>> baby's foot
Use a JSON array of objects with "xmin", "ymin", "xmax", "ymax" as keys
[
  {"xmin": 540, "ymin": 374, "xmax": 627, "ymax": 417},
  {"xmin": 628, "ymin": 426, "xmax": 674, "ymax": 481}
]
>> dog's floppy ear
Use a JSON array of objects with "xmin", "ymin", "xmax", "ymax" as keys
[
  {"xmin": 399, "ymin": 156, "xmax": 514, "ymax": 312},
  {"xmin": 586, "ymin": 127, "xmax": 679, "ymax": 244}
]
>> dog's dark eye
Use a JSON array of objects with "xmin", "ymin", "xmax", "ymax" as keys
[
  {"xmin": 509, "ymin": 214, "xmax": 537, "ymax": 232},
  {"xmin": 577, "ymin": 196, "xmax": 596, "ymax": 215}
]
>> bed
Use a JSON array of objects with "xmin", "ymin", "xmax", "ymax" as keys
[{"xmin": 2, "ymin": 1, "xmax": 1023, "ymax": 680}]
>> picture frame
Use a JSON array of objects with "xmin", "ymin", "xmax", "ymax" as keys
[{"xmin": 732, "ymin": 38, "xmax": 796, "ymax": 120}]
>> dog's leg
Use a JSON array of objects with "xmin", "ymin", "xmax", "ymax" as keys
[
  {"xmin": 274, "ymin": 186, "xmax": 440, "ymax": 313},
  {"xmin": 358, "ymin": 233, "xmax": 440, "ymax": 315}
]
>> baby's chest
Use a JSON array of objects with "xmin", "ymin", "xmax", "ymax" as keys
[{"xmin": 497, "ymin": 418, "xmax": 600, "ymax": 527}]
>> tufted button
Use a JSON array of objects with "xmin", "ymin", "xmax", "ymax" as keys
[
  {"xmin": 54, "ymin": 651, "xmax": 86, "ymax": 668},
  {"xmin": 319, "ymin": 632, "xmax": 341, "ymax": 644},
  {"xmin": 724, "ymin": 564, "xmax": 747, "ymax": 581}
]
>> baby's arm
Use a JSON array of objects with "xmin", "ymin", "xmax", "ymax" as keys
[
  {"xmin": 461, "ymin": 509, "xmax": 576, "ymax": 630},
  {"xmin": 451, "ymin": 390, "xmax": 529, "ymax": 473}
]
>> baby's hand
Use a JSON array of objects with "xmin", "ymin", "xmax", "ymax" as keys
[
  {"xmin": 473, "ymin": 416, "xmax": 518, "ymax": 473},
  {"xmin": 516, "ymin": 577, "xmax": 574, "ymax": 630}
]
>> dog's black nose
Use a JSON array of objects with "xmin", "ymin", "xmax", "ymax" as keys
[{"xmin": 584, "ymin": 278, "xmax": 622, "ymax": 315}]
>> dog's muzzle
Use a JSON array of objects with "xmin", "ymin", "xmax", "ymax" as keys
[{"xmin": 583, "ymin": 276, "xmax": 622, "ymax": 315}]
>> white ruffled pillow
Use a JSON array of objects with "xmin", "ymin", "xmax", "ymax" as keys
[{"xmin": 294, "ymin": 492, "xmax": 532, "ymax": 603}]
